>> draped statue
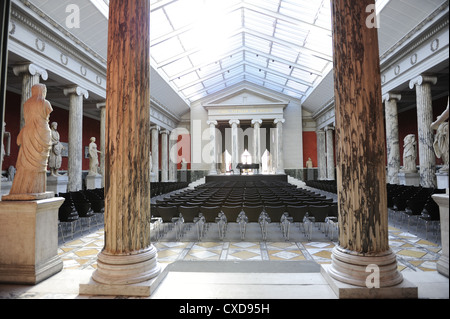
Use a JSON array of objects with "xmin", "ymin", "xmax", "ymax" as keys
[
  {"xmin": 401, "ymin": 134, "xmax": 417, "ymax": 172},
  {"xmin": 88, "ymin": 137, "xmax": 101, "ymax": 176},
  {"xmin": 48, "ymin": 122, "xmax": 64, "ymax": 176},
  {"xmin": 432, "ymin": 98, "xmax": 449, "ymax": 173},
  {"xmin": 7, "ymin": 84, "xmax": 53, "ymax": 196}
]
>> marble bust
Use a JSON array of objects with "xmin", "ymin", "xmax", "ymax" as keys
[
  {"xmin": 6, "ymin": 84, "xmax": 53, "ymax": 197},
  {"xmin": 88, "ymin": 137, "xmax": 101, "ymax": 176},
  {"xmin": 401, "ymin": 134, "xmax": 417, "ymax": 172}
]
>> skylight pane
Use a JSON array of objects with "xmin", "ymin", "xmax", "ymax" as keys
[
  {"xmin": 203, "ymin": 74, "xmax": 224, "ymax": 88},
  {"xmin": 151, "ymin": 37, "xmax": 185, "ymax": 64},
  {"xmin": 150, "ymin": 9, "xmax": 173, "ymax": 41},
  {"xmin": 265, "ymin": 72, "xmax": 287, "ymax": 85},
  {"xmin": 267, "ymin": 60, "xmax": 292, "ymax": 75},
  {"xmin": 173, "ymin": 72, "xmax": 200, "ymax": 88},
  {"xmin": 270, "ymin": 43, "xmax": 299, "ymax": 63},
  {"xmin": 244, "ymin": 34, "xmax": 271, "ymax": 54}
]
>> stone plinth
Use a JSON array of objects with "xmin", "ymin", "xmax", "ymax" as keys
[
  {"xmin": 47, "ymin": 175, "xmax": 68, "ymax": 195},
  {"xmin": 86, "ymin": 174, "xmax": 102, "ymax": 190},
  {"xmin": 1, "ymin": 181, "xmax": 12, "ymax": 197},
  {"xmin": 321, "ymin": 265, "xmax": 418, "ymax": 299},
  {"xmin": 436, "ymin": 172, "xmax": 449, "ymax": 190},
  {"xmin": 398, "ymin": 171, "xmax": 420, "ymax": 186},
  {"xmin": 0, "ymin": 197, "xmax": 64, "ymax": 284},
  {"xmin": 433, "ymin": 193, "xmax": 449, "ymax": 278}
]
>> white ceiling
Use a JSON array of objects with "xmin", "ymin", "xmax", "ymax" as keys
[{"xmin": 25, "ymin": 0, "xmax": 448, "ymax": 118}]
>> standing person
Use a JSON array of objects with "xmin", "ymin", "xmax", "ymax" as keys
[{"xmin": 8, "ymin": 84, "xmax": 52, "ymax": 195}]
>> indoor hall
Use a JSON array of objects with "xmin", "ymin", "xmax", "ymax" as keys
[{"xmin": 0, "ymin": 0, "xmax": 449, "ymax": 301}]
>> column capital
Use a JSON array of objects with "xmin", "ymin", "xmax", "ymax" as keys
[
  {"xmin": 207, "ymin": 120, "xmax": 218, "ymax": 127},
  {"xmin": 13, "ymin": 63, "xmax": 48, "ymax": 81},
  {"xmin": 316, "ymin": 128, "xmax": 326, "ymax": 135},
  {"xmin": 96, "ymin": 102, "xmax": 106, "ymax": 109},
  {"xmin": 325, "ymin": 125, "xmax": 335, "ymax": 132},
  {"xmin": 229, "ymin": 119, "xmax": 240, "ymax": 126},
  {"xmin": 409, "ymin": 75, "xmax": 437, "ymax": 89},
  {"xmin": 274, "ymin": 118, "xmax": 285, "ymax": 125},
  {"xmin": 160, "ymin": 129, "xmax": 170, "ymax": 135},
  {"xmin": 382, "ymin": 93, "xmax": 402, "ymax": 103},
  {"xmin": 64, "ymin": 86, "xmax": 89, "ymax": 99},
  {"xmin": 251, "ymin": 119, "xmax": 263, "ymax": 126},
  {"xmin": 150, "ymin": 125, "xmax": 160, "ymax": 132}
]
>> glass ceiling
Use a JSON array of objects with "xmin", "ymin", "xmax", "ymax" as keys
[{"xmin": 149, "ymin": 0, "xmax": 334, "ymax": 104}]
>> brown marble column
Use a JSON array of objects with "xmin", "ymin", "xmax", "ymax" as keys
[
  {"xmin": 87, "ymin": 0, "xmax": 160, "ymax": 293},
  {"xmin": 326, "ymin": 0, "xmax": 403, "ymax": 290}
]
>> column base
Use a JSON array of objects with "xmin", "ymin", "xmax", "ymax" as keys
[
  {"xmin": 321, "ymin": 265, "xmax": 418, "ymax": 299},
  {"xmin": 0, "ymin": 197, "xmax": 65, "ymax": 284},
  {"xmin": 327, "ymin": 246, "xmax": 404, "ymax": 288},
  {"xmin": 80, "ymin": 245, "xmax": 163, "ymax": 297}
]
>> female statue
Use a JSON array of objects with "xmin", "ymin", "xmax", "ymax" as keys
[
  {"xmin": 8, "ymin": 84, "xmax": 52, "ymax": 195},
  {"xmin": 48, "ymin": 122, "xmax": 64, "ymax": 176}
]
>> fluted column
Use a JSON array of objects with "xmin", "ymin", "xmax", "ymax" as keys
[
  {"xmin": 97, "ymin": 102, "xmax": 106, "ymax": 187},
  {"xmin": 325, "ymin": 125, "xmax": 335, "ymax": 180},
  {"xmin": 64, "ymin": 86, "xmax": 89, "ymax": 192},
  {"xmin": 252, "ymin": 119, "xmax": 262, "ymax": 171},
  {"xmin": 169, "ymin": 130, "xmax": 178, "ymax": 182},
  {"xmin": 409, "ymin": 75, "xmax": 437, "ymax": 188},
  {"xmin": 229, "ymin": 119, "xmax": 240, "ymax": 174},
  {"xmin": 87, "ymin": 0, "xmax": 160, "ymax": 293},
  {"xmin": 13, "ymin": 63, "xmax": 48, "ymax": 129},
  {"xmin": 207, "ymin": 120, "xmax": 218, "ymax": 175},
  {"xmin": 383, "ymin": 93, "xmax": 401, "ymax": 184},
  {"xmin": 274, "ymin": 118, "xmax": 285, "ymax": 174},
  {"xmin": 150, "ymin": 125, "xmax": 160, "ymax": 182},
  {"xmin": 326, "ymin": 0, "xmax": 403, "ymax": 290},
  {"xmin": 160, "ymin": 130, "xmax": 169, "ymax": 182},
  {"xmin": 317, "ymin": 129, "xmax": 327, "ymax": 180}
]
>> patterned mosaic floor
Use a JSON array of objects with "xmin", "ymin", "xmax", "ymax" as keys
[{"xmin": 58, "ymin": 224, "xmax": 442, "ymax": 274}]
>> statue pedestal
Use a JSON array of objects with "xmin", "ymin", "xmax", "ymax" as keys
[
  {"xmin": 398, "ymin": 171, "xmax": 420, "ymax": 186},
  {"xmin": 86, "ymin": 174, "xmax": 102, "ymax": 190},
  {"xmin": 47, "ymin": 175, "xmax": 68, "ymax": 195},
  {"xmin": 0, "ymin": 197, "xmax": 65, "ymax": 284},
  {"xmin": 436, "ymin": 172, "xmax": 449, "ymax": 190},
  {"xmin": 1, "ymin": 180, "xmax": 12, "ymax": 197},
  {"xmin": 433, "ymin": 193, "xmax": 449, "ymax": 278}
]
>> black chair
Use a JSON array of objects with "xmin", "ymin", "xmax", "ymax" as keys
[
  {"xmin": 178, "ymin": 206, "xmax": 202, "ymax": 240},
  {"xmin": 241, "ymin": 205, "xmax": 264, "ymax": 240},
  {"xmin": 305, "ymin": 205, "xmax": 330, "ymax": 240},
  {"xmin": 199, "ymin": 206, "xmax": 223, "ymax": 239},
  {"xmin": 157, "ymin": 205, "xmax": 182, "ymax": 240},
  {"xmin": 285, "ymin": 205, "xmax": 309, "ymax": 240},
  {"xmin": 264, "ymin": 205, "xmax": 288, "ymax": 239}
]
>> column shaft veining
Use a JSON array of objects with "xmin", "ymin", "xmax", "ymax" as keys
[
  {"xmin": 409, "ymin": 75, "xmax": 437, "ymax": 188},
  {"xmin": 64, "ymin": 86, "xmax": 88, "ymax": 192},
  {"xmin": 90, "ymin": 0, "xmax": 160, "ymax": 288},
  {"xmin": 207, "ymin": 120, "xmax": 218, "ymax": 175},
  {"xmin": 252, "ymin": 119, "xmax": 262, "ymax": 169},
  {"xmin": 327, "ymin": 0, "xmax": 403, "ymax": 288},
  {"xmin": 383, "ymin": 93, "xmax": 401, "ymax": 184},
  {"xmin": 229, "ymin": 120, "xmax": 240, "ymax": 174},
  {"xmin": 169, "ymin": 130, "xmax": 178, "ymax": 182},
  {"xmin": 13, "ymin": 63, "xmax": 48, "ymax": 129},
  {"xmin": 317, "ymin": 129, "xmax": 327, "ymax": 180},
  {"xmin": 325, "ymin": 126, "xmax": 335, "ymax": 180},
  {"xmin": 274, "ymin": 118, "xmax": 285, "ymax": 174},
  {"xmin": 160, "ymin": 130, "xmax": 169, "ymax": 182},
  {"xmin": 151, "ymin": 125, "xmax": 160, "ymax": 182}
]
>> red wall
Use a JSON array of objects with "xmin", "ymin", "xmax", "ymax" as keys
[
  {"xmin": 2, "ymin": 91, "xmax": 100, "ymax": 172},
  {"xmin": 302, "ymin": 131, "xmax": 317, "ymax": 167}
]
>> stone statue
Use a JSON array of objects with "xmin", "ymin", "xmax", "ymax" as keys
[
  {"xmin": 306, "ymin": 157, "xmax": 313, "ymax": 168},
  {"xmin": 432, "ymin": 99, "xmax": 449, "ymax": 173},
  {"xmin": 401, "ymin": 134, "xmax": 417, "ymax": 172},
  {"xmin": 48, "ymin": 122, "xmax": 65, "ymax": 176},
  {"xmin": 181, "ymin": 158, "xmax": 187, "ymax": 170},
  {"xmin": 88, "ymin": 137, "xmax": 101, "ymax": 176},
  {"xmin": 7, "ymin": 84, "xmax": 53, "ymax": 195}
]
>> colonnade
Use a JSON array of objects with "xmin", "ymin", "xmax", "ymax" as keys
[
  {"xmin": 150, "ymin": 125, "xmax": 177, "ymax": 182},
  {"xmin": 316, "ymin": 74, "xmax": 441, "ymax": 189},
  {"xmin": 204, "ymin": 118, "xmax": 285, "ymax": 175}
]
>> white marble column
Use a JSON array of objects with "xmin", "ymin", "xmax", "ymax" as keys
[
  {"xmin": 169, "ymin": 130, "xmax": 178, "ymax": 182},
  {"xmin": 160, "ymin": 130, "xmax": 169, "ymax": 182},
  {"xmin": 317, "ymin": 129, "xmax": 327, "ymax": 180},
  {"xmin": 383, "ymin": 93, "xmax": 401, "ymax": 184},
  {"xmin": 13, "ymin": 63, "xmax": 48, "ymax": 129},
  {"xmin": 96, "ymin": 102, "xmax": 106, "ymax": 187},
  {"xmin": 229, "ymin": 119, "xmax": 240, "ymax": 174},
  {"xmin": 409, "ymin": 75, "xmax": 437, "ymax": 188},
  {"xmin": 252, "ymin": 119, "xmax": 262, "ymax": 171},
  {"xmin": 274, "ymin": 118, "xmax": 285, "ymax": 174},
  {"xmin": 325, "ymin": 125, "xmax": 335, "ymax": 180},
  {"xmin": 150, "ymin": 125, "xmax": 160, "ymax": 182},
  {"xmin": 207, "ymin": 120, "xmax": 218, "ymax": 175},
  {"xmin": 64, "ymin": 86, "xmax": 89, "ymax": 192}
]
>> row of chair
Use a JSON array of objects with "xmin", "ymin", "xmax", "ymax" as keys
[
  {"xmin": 150, "ymin": 182, "xmax": 190, "ymax": 197},
  {"xmin": 305, "ymin": 180, "xmax": 337, "ymax": 194},
  {"xmin": 387, "ymin": 183, "xmax": 444, "ymax": 239},
  {"xmin": 152, "ymin": 200, "xmax": 338, "ymax": 241}
]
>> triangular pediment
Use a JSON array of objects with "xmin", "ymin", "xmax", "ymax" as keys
[{"xmin": 203, "ymin": 83, "xmax": 289, "ymax": 109}]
